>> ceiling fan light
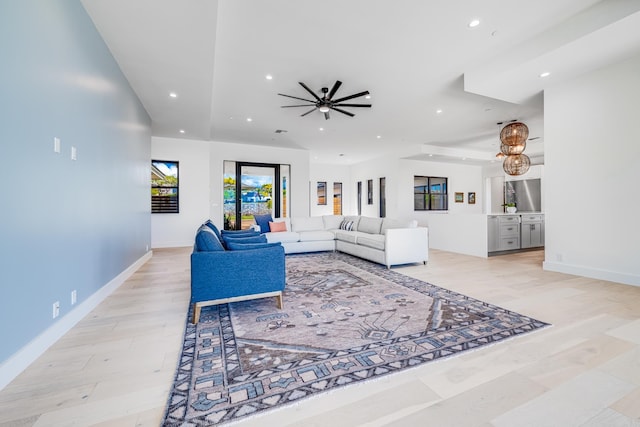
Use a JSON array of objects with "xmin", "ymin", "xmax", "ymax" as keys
[{"xmin": 318, "ymin": 105, "xmax": 330, "ymax": 113}]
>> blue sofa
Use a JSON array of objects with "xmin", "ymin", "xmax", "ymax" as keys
[{"xmin": 190, "ymin": 221, "xmax": 286, "ymax": 323}]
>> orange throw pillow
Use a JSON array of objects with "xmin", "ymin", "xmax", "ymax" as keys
[{"xmin": 269, "ymin": 221, "xmax": 287, "ymax": 232}]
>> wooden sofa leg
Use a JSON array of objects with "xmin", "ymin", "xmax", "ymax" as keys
[
  {"xmin": 276, "ymin": 293, "xmax": 283, "ymax": 310},
  {"xmin": 192, "ymin": 304, "xmax": 201, "ymax": 324}
]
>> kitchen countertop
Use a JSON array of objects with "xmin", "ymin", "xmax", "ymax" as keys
[{"xmin": 488, "ymin": 212, "xmax": 544, "ymax": 216}]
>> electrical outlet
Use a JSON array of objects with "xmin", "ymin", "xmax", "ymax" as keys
[
  {"xmin": 52, "ymin": 301, "xmax": 60, "ymax": 319},
  {"xmin": 71, "ymin": 290, "xmax": 77, "ymax": 305}
]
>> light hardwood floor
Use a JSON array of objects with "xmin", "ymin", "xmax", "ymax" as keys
[{"xmin": 1, "ymin": 248, "xmax": 639, "ymax": 426}]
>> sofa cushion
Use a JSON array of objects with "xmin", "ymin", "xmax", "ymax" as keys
[
  {"xmin": 357, "ymin": 216, "xmax": 383, "ymax": 234},
  {"xmin": 265, "ymin": 231, "xmax": 300, "ymax": 244},
  {"xmin": 323, "ymin": 215, "xmax": 344, "ymax": 230},
  {"xmin": 339, "ymin": 219, "xmax": 356, "ymax": 231},
  {"xmin": 357, "ymin": 233, "xmax": 386, "ymax": 251},
  {"xmin": 221, "ymin": 228, "xmax": 259, "ymax": 236},
  {"xmin": 226, "ymin": 241, "xmax": 282, "ymax": 251},
  {"xmin": 222, "ymin": 235, "xmax": 267, "ymax": 247},
  {"xmin": 195, "ymin": 226, "xmax": 225, "ymax": 252},
  {"xmin": 291, "ymin": 216, "xmax": 324, "ymax": 232},
  {"xmin": 381, "ymin": 218, "xmax": 419, "ymax": 234},
  {"xmin": 269, "ymin": 221, "xmax": 287, "ymax": 232},
  {"xmin": 334, "ymin": 229, "xmax": 358, "ymax": 244},
  {"xmin": 380, "ymin": 218, "xmax": 402, "ymax": 233},
  {"xmin": 298, "ymin": 230, "xmax": 335, "ymax": 242},
  {"xmin": 254, "ymin": 213, "xmax": 273, "ymax": 233},
  {"xmin": 270, "ymin": 217, "xmax": 291, "ymax": 231},
  {"xmin": 204, "ymin": 220, "xmax": 222, "ymax": 240},
  {"xmin": 344, "ymin": 216, "xmax": 361, "ymax": 230}
]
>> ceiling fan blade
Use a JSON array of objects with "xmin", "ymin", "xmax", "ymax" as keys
[
  {"xmin": 301, "ymin": 107, "xmax": 317, "ymax": 117},
  {"xmin": 332, "ymin": 90, "xmax": 370, "ymax": 104},
  {"xmin": 298, "ymin": 82, "xmax": 322, "ymax": 102},
  {"xmin": 331, "ymin": 106, "xmax": 355, "ymax": 117},
  {"xmin": 333, "ymin": 103, "xmax": 372, "ymax": 108},
  {"xmin": 324, "ymin": 111, "xmax": 330, "ymax": 120},
  {"xmin": 327, "ymin": 80, "xmax": 342, "ymax": 100},
  {"xmin": 281, "ymin": 104, "xmax": 316, "ymax": 108},
  {"xmin": 278, "ymin": 93, "xmax": 316, "ymax": 103}
]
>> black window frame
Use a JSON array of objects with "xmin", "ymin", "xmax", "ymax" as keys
[
  {"xmin": 414, "ymin": 175, "xmax": 448, "ymax": 211},
  {"xmin": 151, "ymin": 160, "xmax": 179, "ymax": 214}
]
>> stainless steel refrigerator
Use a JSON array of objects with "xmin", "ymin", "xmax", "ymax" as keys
[{"xmin": 504, "ymin": 179, "xmax": 541, "ymax": 212}]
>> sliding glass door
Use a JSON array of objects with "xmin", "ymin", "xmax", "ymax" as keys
[{"xmin": 223, "ymin": 161, "xmax": 289, "ymax": 230}]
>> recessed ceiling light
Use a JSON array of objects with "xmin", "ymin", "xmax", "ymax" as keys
[
  {"xmin": 468, "ymin": 19, "xmax": 480, "ymax": 28},
  {"xmin": 436, "ymin": 109, "xmax": 443, "ymax": 114},
  {"xmin": 539, "ymin": 72, "xmax": 551, "ymax": 78},
  {"xmin": 365, "ymin": 95, "xmax": 371, "ymax": 99},
  {"xmin": 428, "ymin": 154, "xmax": 433, "ymax": 157},
  {"xmin": 179, "ymin": 129, "xmax": 185, "ymax": 134},
  {"xmin": 376, "ymin": 135, "xmax": 381, "ymax": 139},
  {"xmin": 169, "ymin": 92, "xmax": 177, "ymax": 98},
  {"xmin": 319, "ymin": 127, "xmax": 324, "ymax": 131},
  {"xmin": 246, "ymin": 117, "xmax": 252, "ymax": 122},
  {"xmin": 265, "ymin": 74, "xmax": 273, "ymax": 80}
]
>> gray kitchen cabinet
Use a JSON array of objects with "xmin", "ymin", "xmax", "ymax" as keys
[
  {"xmin": 488, "ymin": 215, "xmax": 499, "ymax": 252},
  {"xmin": 521, "ymin": 214, "xmax": 544, "ymax": 248},
  {"xmin": 498, "ymin": 215, "xmax": 520, "ymax": 251}
]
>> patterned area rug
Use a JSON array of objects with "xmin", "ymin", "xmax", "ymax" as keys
[{"xmin": 163, "ymin": 252, "xmax": 549, "ymax": 425}]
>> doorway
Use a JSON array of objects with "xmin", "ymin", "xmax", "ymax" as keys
[{"xmin": 223, "ymin": 161, "xmax": 289, "ymax": 230}]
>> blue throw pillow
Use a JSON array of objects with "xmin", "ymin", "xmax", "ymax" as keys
[
  {"xmin": 222, "ymin": 235, "xmax": 267, "ymax": 245},
  {"xmin": 253, "ymin": 214, "xmax": 273, "ymax": 233},
  {"xmin": 195, "ymin": 227, "xmax": 224, "ymax": 251},
  {"xmin": 226, "ymin": 241, "xmax": 282, "ymax": 251},
  {"xmin": 204, "ymin": 220, "xmax": 222, "ymax": 241},
  {"xmin": 220, "ymin": 229, "xmax": 259, "ymax": 237}
]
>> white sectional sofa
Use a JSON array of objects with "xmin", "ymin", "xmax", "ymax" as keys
[{"xmin": 261, "ymin": 215, "xmax": 428, "ymax": 268}]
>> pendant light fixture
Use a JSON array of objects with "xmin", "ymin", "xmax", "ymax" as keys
[{"xmin": 499, "ymin": 121, "xmax": 530, "ymax": 176}]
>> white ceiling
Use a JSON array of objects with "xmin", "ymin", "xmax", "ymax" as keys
[{"xmin": 81, "ymin": 0, "xmax": 640, "ymax": 165}]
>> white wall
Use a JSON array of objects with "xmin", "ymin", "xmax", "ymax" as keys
[
  {"xmin": 309, "ymin": 163, "xmax": 351, "ymax": 217},
  {"xmin": 211, "ymin": 141, "xmax": 310, "ymax": 223},
  {"xmin": 351, "ymin": 157, "xmax": 399, "ymax": 218},
  {"xmin": 151, "ymin": 137, "xmax": 310, "ymax": 248},
  {"xmin": 151, "ymin": 138, "xmax": 211, "ymax": 248},
  {"xmin": 543, "ymin": 54, "xmax": 640, "ymax": 286}
]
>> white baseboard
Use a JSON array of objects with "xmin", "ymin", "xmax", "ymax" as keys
[
  {"xmin": 543, "ymin": 260, "xmax": 639, "ymax": 287},
  {"xmin": 0, "ymin": 251, "xmax": 153, "ymax": 391}
]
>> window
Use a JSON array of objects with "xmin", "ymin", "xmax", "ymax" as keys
[
  {"xmin": 357, "ymin": 181, "xmax": 362, "ymax": 215},
  {"xmin": 379, "ymin": 177, "xmax": 386, "ymax": 217},
  {"xmin": 414, "ymin": 176, "xmax": 448, "ymax": 211},
  {"xmin": 333, "ymin": 182, "xmax": 342, "ymax": 215},
  {"xmin": 151, "ymin": 160, "xmax": 179, "ymax": 213},
  {"xmin": 317, "ymin": 182, "xmax": 327, "ymax": 205},
  {"xmin": 367, "ymin": 179, "xmax": 373, "ymax": 205}
]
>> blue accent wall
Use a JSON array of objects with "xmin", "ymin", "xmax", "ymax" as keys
[{"xmin": 0, "ymin": 1, "xmax": 151, "ymax": 363}]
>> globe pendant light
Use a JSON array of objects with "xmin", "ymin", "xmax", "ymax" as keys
[
  {"xmin": 499, "ymin": 121, "xmax": 530, "ymax": 176},
  {"xmin": 503, "ymin": 153, "xmax": 531, "ymax": 175}
]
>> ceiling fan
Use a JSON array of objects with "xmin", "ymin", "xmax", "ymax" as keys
[{"xmin": 278, "ymin": 80, "xmax": 371, "ymax": 120}]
